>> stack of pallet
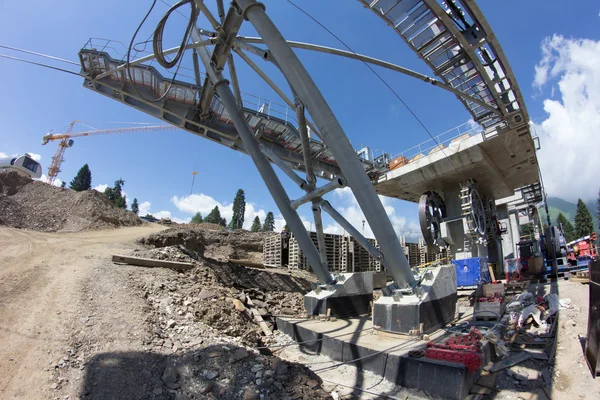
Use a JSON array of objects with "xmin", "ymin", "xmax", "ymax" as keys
[
  {"xmin": 263, "ymin": 234, "xmax": 282, "ymax": 268},
  {"xmin": 288, "ymin": 232, "xmax": 344, "ymax": 271}
]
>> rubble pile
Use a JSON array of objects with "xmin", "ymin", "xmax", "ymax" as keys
[
  {"xmin": 136, "ymin": 256, "xmax": 308, "ymax": 348},
  {"xmin": 0, "ymin": 171, "xmax": 141, "ymax": 232}
]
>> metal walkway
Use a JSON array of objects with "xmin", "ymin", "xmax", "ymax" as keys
[
  {"xmin": 78, "ymin": 49, "xmax": 381, "ymax": 181},
  {"xmin": 361, "ymin": 0, "xmax": 529, "ymax": 132}
]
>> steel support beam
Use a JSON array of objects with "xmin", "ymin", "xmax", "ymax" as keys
[
  {"xmin": 321, "ymin": 200, "xmax": 383, "ymax": 261},
  {"xmin": 258, "ymin": 143, "xmax": 307, "ymax": 190},
  {"xmin": 198, "ymin": 5, "xmax": 244, "ymax": 116},
  {"xmin": 291, "ymin": 177, "xmax": 346, "ymax": 209},
  {"xmin": 192, "ymin": 25, "xmax": 334, "ymax": 285},
  {"xmin": 236, "ymin": 0, "xmax": 415, "ymax": 288},
  {"xmin": 311, "ymin": 203, "xmax": 329, "ymax": 270}
]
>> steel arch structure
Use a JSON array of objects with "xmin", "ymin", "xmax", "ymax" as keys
[{"xmin": 77, "ymin": 0, "xmax": 533, "ymax": 292}]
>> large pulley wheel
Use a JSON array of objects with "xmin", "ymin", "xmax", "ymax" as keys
[
  {"xmin": 485, "ymin": 198, "xmax": 499, "ymax": 237},
  {"xmin": 468, "ymin": 188, "xmax": 486, "ymax": 237},
  {"xmin": 419, "ymin": 191, "xmax": 447, "ymax": 251}
]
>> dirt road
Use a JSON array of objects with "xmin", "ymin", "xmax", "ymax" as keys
[{"xmin": 0, "ymin": 224, "xmax": 165, "ymax": 399}]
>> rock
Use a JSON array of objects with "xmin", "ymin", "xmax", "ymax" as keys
[
  {"xmin": 253, "ymin": 300, "xmax": 267, "ymax": 308},
  {"xmin": 199, "ymin": 382, "xmax": 213, "ymax": 394},
  {"xmin": 175, "ymin": 393, "xmax": 189, "ymax": 400},
  {"xmin": 242, "ymin": 388, "xmax": 258, "ymax": 400},
  {"xmin": 272, "ymin": 359, "xmax": 288, "ymax": 376},
  {"xmin": 152, "ymin": 388, "xmax": 163, "ymax": 395},
  {"xmin": 167, "ymin": 319, "xmax": 176, "ymax": 328},
  {"xmin": 255, "ymin": 371, "xmax": 263, "ymax": 379},
  {"xmin": 251, "ymin": 364, "xmax": 263, "ymax": 373},
  {"xmin": 229, "ymin": 348, "xmax": 249, "ymax": 363},
  {"xmin": 161, "ymin": 365, "xmax": 181, "ymax": 389},
  {"xmin": 264, "ymin": 370, "xmax": 274, "ymax": 378},
  {"xmin": 232, "ymin": 299, "xmax": 246, "ymax": 312},
  {"xmin": 255, "ymin": 379, "xmax": 262, "ymax": 386},
  {"xmin": 198, "ymin": 290, "xmax": 216, "ymax": 300},
  {"xmin": 50, "ymin": 383, "xmax": 59, "ymax": 390},
  {"xmin": 507, "ymin": 369, "xmax": 514, "ymax": 377},
  {"xmin": 204, "ymin": 370, "xmax": 219, "ymax": 380}
]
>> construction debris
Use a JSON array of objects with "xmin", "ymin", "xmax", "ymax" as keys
[
  {"xmin": 112, "ymin": 254, "xmax": 194, "ymax": 271},
  {"xmin": 0, "ymin": 171, "xmax": 141, "ymax": 232}
]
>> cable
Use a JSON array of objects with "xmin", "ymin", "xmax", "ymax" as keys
[
  {"xmin": 0, "ymin": 44, "xmax": 80, "ymax": 66},
  {"xmin": 125, "ymin": 0, "xmax": 194, "ymax": 103},
  {"xmin": 320, "ymin": 378, "xmax": 405, "ymax": 400},
  {"xmin": 285, "ymin": 0, "xmax": 458, "ymax": 171},
  {"xmin": 0, "ymin": 54, "xmax": 80, "ymax": 76},
  {"xmin": 255, "ymin": 325, "xmax": 374, "ymax": 350},
  {"xmin": 153, "ymin": 0, "xmax": 197, "ymax": 68}
]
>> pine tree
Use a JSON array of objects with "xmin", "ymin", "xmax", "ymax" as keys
[
  {"xmin": 204, "ymin": 206, "xmax": 222, "ymax": 224},
  {"xmin": 575, "ymin": 198, "xmax": 594, "ymax": 238},
  {"xmin": 219, "ymin": 217, "xmax": 227, "ymax": 227},
  {"xmin": 228, "ymin": 189, "xmax": 246, "ymax": 229},
  {"xmin": 191, "ymin": 212, "xmax": 203, "ymax": 224},
  {"xmin": 556, "ymin": 212, "xmax": 575, "ymax": 242},
  {"xmin": 283, "ymin": 224, "xmax": 289, "ymax": 231},
  {"xmin": 104, "ymin": 179, "xmax": 127, "ymax": 209},
  {"xmin": 251, "ymin": 216, "xmax": 261, "ymax": 232},
  {"xmin": 131, "ymin": 198, "xmax": 139, "ymax": 215},
  {"xmin": 262, "ymin": 211, "xmax": 275, "ymax": 232},
  {"xmin": 69, "ymin": 164, "xmax": 92, "ymax": 192}
]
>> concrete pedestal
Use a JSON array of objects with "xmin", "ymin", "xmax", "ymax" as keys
[
  {"xmin": 373, "ymin": 264, "xmax": 458, "ymax": 334},
  {"xmin": 304, "ymin": 273, "xmax": 373, "ymax": 317}
]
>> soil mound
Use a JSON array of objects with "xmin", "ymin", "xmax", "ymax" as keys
[
  {"xmin": 0, "ymin": 171, "xmax": 142, "ymax": 232},
  {"xmin": 140, "ymin": 225, "xmax": 267, "ymax": 263}
]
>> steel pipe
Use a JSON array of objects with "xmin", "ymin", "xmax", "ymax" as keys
[
  {"xmin": 236, "ymin": 0, "xmax": 414, "ymax": 287},
  {"xmin": 234, "ymin": 37, "xmax": 500, "ymax": 116},
  {"xmin": 258, "ymin": 143, "xmax": 307, "ymax": 190},
  {"xmin": 321, "ymin": 200, "xmax": 383, "ymax": 261},
  {"xmin": 311, "ymin": 202, "xmax": 329, "ymax": 269},
  {"xmin": 291, "ymin": 177, "xmax": 346, "ymax": 209}
]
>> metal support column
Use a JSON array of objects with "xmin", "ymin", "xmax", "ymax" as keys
[
  {"xmin": 235, "ymin": 0, "xmax": 415, "ymax": 288},
  {"xmin": 191, "ymin": 23, "xmax": 334, "ymax": 285},
  {"xmin": 321, "ymin": 200, "xmax": 383, "ymax": 261}
]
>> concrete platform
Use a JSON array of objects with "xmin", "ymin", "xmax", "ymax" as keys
[
  {"xmin": 277, "ymin": 316, "xmax": 493, "ymax": 400},
  {"xmin": 375, "ymin": 127, "xmax": 538, "ymax": 202}
]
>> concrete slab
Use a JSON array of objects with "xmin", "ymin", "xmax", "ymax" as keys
[
  {"xmin": 277, "ymin": 317, "xmax": 489, "ymax": 399},
  {"xmin": 375, "ymin": 128, "xmax": 538, "ymax": 202}
]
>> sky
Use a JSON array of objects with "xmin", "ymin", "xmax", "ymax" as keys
[{"xmin": 0, "ymin": 0, "xmax": 599, "ymax": 240}]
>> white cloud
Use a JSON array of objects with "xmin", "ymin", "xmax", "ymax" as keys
[
  {"xmin": 172, "ymin": 193, "xmax": 272, "ymax": 229},
  {"xmin": 0, "ymin": 152, "xmax": 41, "ymax": 161},
  {"xmin": 138, "ymin": 201, "xmax": 151, "ymax": 216},
  {"xmin": 27, "ymin": 153, "xmax": 42, "ymax": 162},
  {"xmin": 532, "ymin": 35, "xmax": 600, "ymax": 201},
  {"xmin": 38, "ymin": 174, "xmax": 63, "ymax": 187},
  {"xmin": 322, "ymin": 188, "xmax": 421, "ymax": 241},
  {"xmin": 93, "ymin": 184, "xmax": 108, "ymax": 193}
]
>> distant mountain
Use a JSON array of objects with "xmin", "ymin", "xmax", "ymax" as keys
[{"xmin": 541, "ymin": 196, "xmax": 599, "ymax": 230}]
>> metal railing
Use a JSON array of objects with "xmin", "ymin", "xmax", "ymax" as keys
[{"xmin": 387, "ymin": 121, "xmax": 483, "ymax": 164}]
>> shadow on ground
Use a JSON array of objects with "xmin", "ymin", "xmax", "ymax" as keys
[{"xmin": 82, "ymin": 344, "xmax": 331, "ymax": 400}]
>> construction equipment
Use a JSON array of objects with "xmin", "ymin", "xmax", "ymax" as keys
[
  {"xmin": 41, "ymin": 120, "xmax": 177, "ymax": 185},
  {"xmin": 0, "ymin": 153, "xmax": 42, "ymax": 179}
]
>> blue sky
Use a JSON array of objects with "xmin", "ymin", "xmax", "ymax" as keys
[{"xmin": 1, "ymin": 1, "xmax": 599, "ymax": 238}]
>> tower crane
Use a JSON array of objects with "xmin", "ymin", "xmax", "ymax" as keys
[{"xmin": 41, "ymin": 120, "xmax": 177, "ymax": 185}]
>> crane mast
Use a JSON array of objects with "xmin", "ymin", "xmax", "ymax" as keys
[{"xmin": 42, "ymin": 121, "xmax": 177, "ymax": 185}]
